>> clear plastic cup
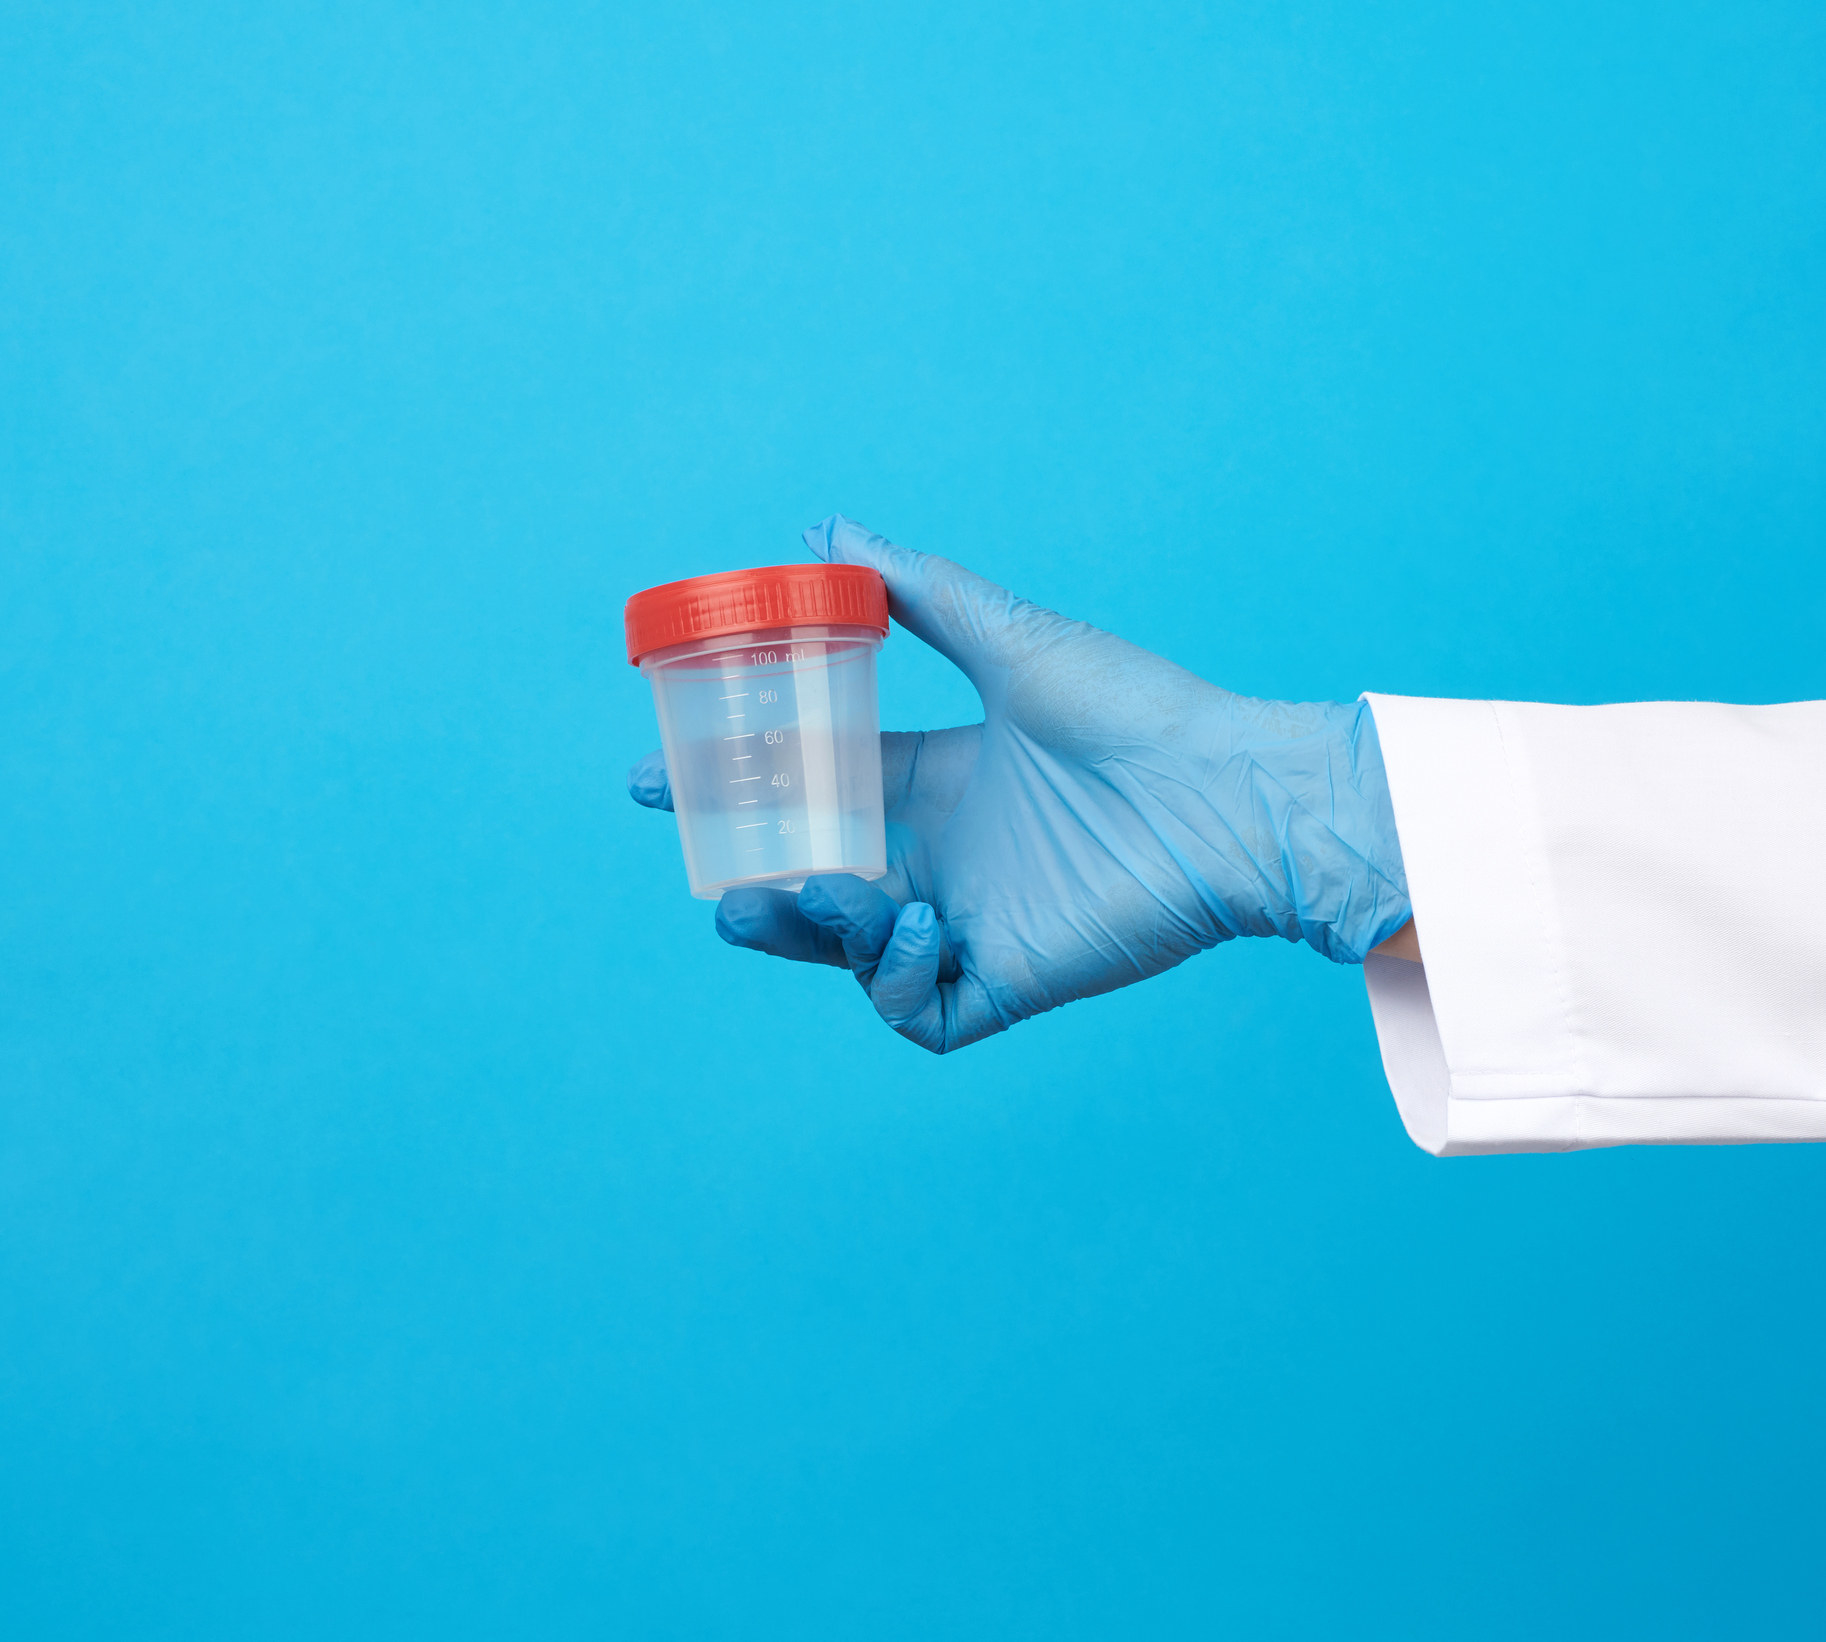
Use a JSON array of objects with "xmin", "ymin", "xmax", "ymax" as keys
[{"xmin": 627, "ymin": 564, "xmax": 890, "ymax": 899}]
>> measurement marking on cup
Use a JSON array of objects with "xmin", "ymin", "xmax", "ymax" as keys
[
  {"xmin": 736, "ymin": 822, "xmax": 767, "ymax": 829},
  {"xmin": 719, "ymin": 693, "xmax": 749, "ymax": 700},
  {"xmin": 723, "ymin": 733, "xmax": 754, "ymax": 741},
  {"xmin": 738, "ymin": 799, "xmax": 758, "ymax": 806},
  {"xmin": 730, "ymin": 776, "xmax": 762, "ymax": 783},
  {"xmin": 732, "ymin": 755, "xmax": 752, "ymax": 762}
]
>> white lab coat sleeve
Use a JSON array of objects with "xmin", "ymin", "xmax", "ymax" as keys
[{"xmin": 1360, "ymin": 695, "xmax": 1826, "ymax": 1156}]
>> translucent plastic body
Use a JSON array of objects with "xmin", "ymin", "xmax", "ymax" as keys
[{"xmin": 641, "ymin": 623, "xmax": 886, "ymax": 899}]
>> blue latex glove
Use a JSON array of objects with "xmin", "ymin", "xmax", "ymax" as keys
[{"xmin": 629, "ymin": 515, "xmax": 1411, "ymax": 1053}]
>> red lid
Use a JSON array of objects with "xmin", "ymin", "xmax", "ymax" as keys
[{"xmin": 624, "ymin": 563, "xmax": 889, "ymax": 664}]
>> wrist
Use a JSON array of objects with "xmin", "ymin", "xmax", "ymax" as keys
[
  {"xmin": 1371, "ymin": 918, "xmax": 1422, "ymax": 961},
  {"xmin": 1205, "ymin": 694, "xmax": 1412, "ymax": 963}
]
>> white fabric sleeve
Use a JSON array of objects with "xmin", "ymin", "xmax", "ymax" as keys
[{"xmin": 1360, "ymin": 695, "xmax": 1826, "ymax": 1156}]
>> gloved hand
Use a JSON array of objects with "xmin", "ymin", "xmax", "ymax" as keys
[{"xmin": 629, "ymin": 515, "xmax": 1411, "ymax": 1053}]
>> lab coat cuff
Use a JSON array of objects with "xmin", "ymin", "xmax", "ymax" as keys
[
  {"xmin": 1360, "ymin": 693, "xmax": 1826, "ymax": 1155},
  {"xmin": 1360, "ymin": 695, "xmax": 1583, "ymax": 1156}
]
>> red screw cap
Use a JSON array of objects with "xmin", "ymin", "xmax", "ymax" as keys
[{"xmin": 624, "ymin": 563, "xmax": 890, "ymax": 665}]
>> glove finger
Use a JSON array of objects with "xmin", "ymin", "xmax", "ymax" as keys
[
  {"xmin": 868, "ymin": 903, "xmax": 948, "ymax": 1052},
  {"xmin": 797, "ymin": 871, "xmax": 961, "ymax": 986},
  {"xmin": 796, "ymin": 872, "xmax": 903, "ymax": 987},
  {"xmin": 716, "ymin": 887, "xmax": 849, "ymax": 968},
  {"xmin": 804, "ymin": 514, "xmax": 1024, "ymax": 685},
  {"xmin": 628, "ymin": 750, "xmax": 674, "ymax": 812},
  {"xmin": 880, "ymin": 726, "xmax": 983, "ymax": 822}
]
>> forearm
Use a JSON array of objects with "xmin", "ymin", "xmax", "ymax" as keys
[{"xmin": 1371, "ymin": 919, "xmax": 1421, "ymax": 962}]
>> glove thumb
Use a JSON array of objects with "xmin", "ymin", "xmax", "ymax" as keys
[{"xmin": 804, "ymin": 514, "xmax": 1028, "ymax": 685}]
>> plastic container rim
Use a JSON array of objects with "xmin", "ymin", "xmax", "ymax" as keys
[{"xmin": 636, "ymin": 623, "xmax": 885, "ymax": 674}]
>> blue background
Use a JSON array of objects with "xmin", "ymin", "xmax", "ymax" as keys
[{"xmin": 4, "ymin": 3, "xmax": 1823, "ymax": 1636}]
